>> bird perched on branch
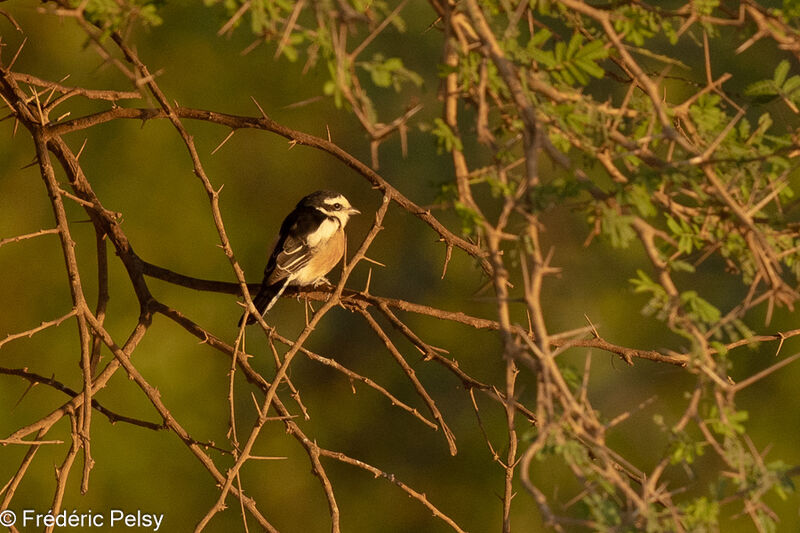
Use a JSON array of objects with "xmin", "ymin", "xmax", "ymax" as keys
[{"xmin": 241, "ymin": 190, "xmax": 360, "ymax": 325}]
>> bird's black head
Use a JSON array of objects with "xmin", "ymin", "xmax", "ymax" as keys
[
  {"xmin": 297, "ymin": 190, "xmax": 360, "ymax": 223},
  {"xmin": 298, "ymin": 190, "xmax": 343, "ymax": 208}
]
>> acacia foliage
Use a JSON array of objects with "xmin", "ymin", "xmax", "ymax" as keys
[{"xmin": 2, "ymin": 0, "xmax": 800, "ymax": 531}]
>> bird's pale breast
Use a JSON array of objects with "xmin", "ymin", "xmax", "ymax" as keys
[{"xmin": 293, "ymin": 227, "xmax": 345, "ymax": 285}]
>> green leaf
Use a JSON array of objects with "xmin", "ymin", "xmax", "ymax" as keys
[
  {"xmin": 573, "ymin": 39, "xmax": 607, "ymax": 62},
  {"xmin": 774, "ymin": 59, "xmax": 790, "ymax": 87},
  {"xmin": 666, "ymin": 215, "xmax": 682, "ymax": 235},
  {"xmin": 785, "ymin": 0, "xmax": 800, "ymax": 18},
  {"xmin": 431, "ymin": 118, "xmax": 463, "ymax": 154},
  {"xmin": 528, "ymin": 28, "xmax": 552, "ymax": 49},
  {"xmin": 360, "ymin": 55, "xmax": 423, "ymax": 91},
  {"xmin": 554, "ymin": 40, "xmax": 565, "ymax": 63},
  {"xmin": 680, "ymin": 291, "xmax": 721, "ymax": 324},
  {"xmin": 630, "ymin": 269, "xmax": 657, "ymax": 293},
  {"xmin": 693, "ymin": 0, "xmax": 720, "ymax": 16},
  {"xmin": 575, "ymin": 58, "xmax": 605, "ymax": 79},
  {"xmin": 453, "ymin": 201, "xmax": 481, "ymax": 236},
  {"xmin": 710, "ymin": 341, "xmax": 728, "ymax": 357},
  {"xmin": 689, "ymin": 93, "xmax": 726, "ymax": 134},
  {"xmin": 566, "ymin": 32, "xmax": 582, "ymax": 59},
  {"xmin": 669, "ymin": 434, "xmax": 705, "ymax": 465},
  {"xmin": 744, "ymin": 80, "xmax": 778, "ymax": 99},
  {"xmin": 627, "ymin": 183, "xmax": 656, "ymax": 217},
  {"xmin": 670, "ymin": 260, "xmax": 696, "ymax": 273},
  {"xmin": 707, "ymin": 406, "xmax": 748, "ymax": 437},
  {"xmin": 782, "ymin": 75, "xmax": 800, "ymax": 96},
  {"xmin": 600, "ymin": 206, "xmax": 635, "ymax": 248},
  {"xmin": 564, "ymin": 61, "xmax": 587, "ymax": 85},
  {"xmin": 681, "ymin": 497, "xmax": 720, "ymax": 530},
  {"xmin": 370, "ymin": 68, "xmax": 392, "ymax": 87}
]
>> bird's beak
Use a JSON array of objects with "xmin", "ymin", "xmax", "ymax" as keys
[{"xmin": 348, "ymin": 207, "xmax": 361, "ymax": 216}]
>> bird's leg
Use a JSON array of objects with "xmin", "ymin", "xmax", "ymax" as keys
[
  {"xmin": 312, "ymin": 276, "xmax": 332, "ymax": 288},
  {"xmin": 312, "ymin": 277, "xmax": 335, "ymax": 302}
]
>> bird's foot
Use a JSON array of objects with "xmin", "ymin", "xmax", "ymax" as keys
[{"xmin": 312, "ymin": 277, "xmax": 333, "ymax": 289}]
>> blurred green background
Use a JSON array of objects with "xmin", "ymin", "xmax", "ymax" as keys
[{"xmin": 1, "ymin": 0, "xmax": 799, "ymax": 531}]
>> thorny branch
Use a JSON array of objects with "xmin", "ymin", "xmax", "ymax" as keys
[{"xmin": 3, "ymin": 0, "xmax": 800, "ymax": 532}]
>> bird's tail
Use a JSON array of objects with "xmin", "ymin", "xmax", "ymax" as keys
[{"xmin": 240, "ymin": 279, "xmax": 290, "ymax": 326}]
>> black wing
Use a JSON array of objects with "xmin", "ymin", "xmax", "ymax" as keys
[
  {"xmin": 241, "ymin": 206, "xmax": 327, "ymax": 325},
  {"xmin": 263, "ymin": 206, "xmax": 327, "ymax": 285}
]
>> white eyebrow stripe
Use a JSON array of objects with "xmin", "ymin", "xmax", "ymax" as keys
[{"xmin": 323, "ymin": 196, "xmax": 347, "ymax": 206}]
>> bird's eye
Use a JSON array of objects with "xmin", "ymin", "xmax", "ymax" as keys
[{"xmin": 332, "ymin": 203, "xmax": 342, "ymax": 210}]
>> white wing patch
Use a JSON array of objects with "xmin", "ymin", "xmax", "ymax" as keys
[
  {"xmin": 278, "ymin": 253, "xmax": 307, "ymax": 271},
  {"xmin": 306, "ymin": 218, "xmax": 339, "ymax": 247},
  {"xmin": 283, "ymin": 242, "xmax": 304, "ymax": 255}
]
